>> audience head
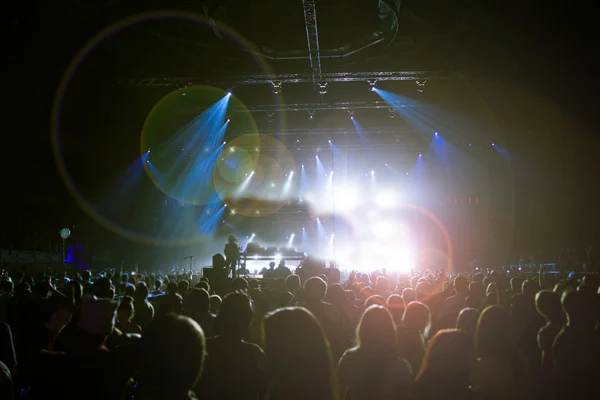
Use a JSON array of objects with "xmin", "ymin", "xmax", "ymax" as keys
[
  {"xmin": 456, "ymin": 307, "xmax": 480, "ymax": 340},
  {"xmin": 365, "ymin": 295, "xmax": 386, "ymax": 308},
  {"xmin": 535, "ymin": 290, "xmax": 563, "ymax": 322},
  {"xmin": 209, "ymin": 295, "xmax": 222, "ymax": 314},
  {"xmin": 117, "ymin": 296, "xmax": 135, "ymax": 324},
  {"xmin": 140, "ymin": 314, "xmax": 205, "ymax": 395},
  {"xmin": 402, "ymin": 287, "xmax": 416, "ymax": 304},
  {"xmin": 304, "ymin": 276, "xmax": 327, "ymax": 301},
  {"xmin": 188, "ymin": 288, "xmax": 211, "ymax": 313},
  {"xmin": 263, "ymin": 307, "xmax": 338, "ymax": 400},
  {"xmin": 416, "ymin": 329, "xmax": 471, "ymax": 387},
  {"xmin": 387, "ymin": 294, "xmax": 405, "ymax": 325},
  {"xmin": 135, "ymin": 281, "xmax": 149, "ymax": 300},
  {"xmin": 216, "ymin": 292, "xmax": 253, "ymax": 339},
  {"xmin": 402, "ymin": 301, "xmax": 431, "ymax": 335},
  {"xmin": 325, "ymin": 284, "xmax": 345, "ymax": 307},
  {"xmin": 355, "ymin": 305, "xmax": 397, "ymax": 354},
  {"xmin": 521, "ymin": 279, "xmax": 538, "ymax": 298},
  {"xmin": 177, "ymin": 280, "xmax": 189, "ymax": 296},
  {"xmin": 476, "ymin": 306, "xmax": 513, "ymax": 358},
  {"xmin": 285, "ymin": 274, "xmax": 301, "ymax": 294},
  {"xmin": 561, "ymin": 289, "xmax": 596, "ymax": 327},
  {"xmin": 92, "ymin": 277, "xmax": 114, "ymax": 299},
  {"xmin": 453, "ymin": 276, "xmax": 468, "ymax": 296},
  {"xmin": 232, "ymin": 277, "xmax": 249, "ymax": 292}
]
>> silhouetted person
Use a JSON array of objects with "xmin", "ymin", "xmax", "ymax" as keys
[
  {"xmin": 471, "ymin": 306, "xmax": 528, "ymax": 399},
  {"xmin": 338, "ymin": 306, "xmax": 412, "ymax": 399},
  {"xmin": 553, "ymin": 290, "xmax": 600, "ymax": 398},
  {"xmin": 415, "ymin": 329, "xmax": 474, "ymax": 400},
  {"xmin": 534, "ymin": 290, "xmax": 564, "ymax": 388},
  {"xmin": 263, "ymin": 307, "xmax": 339, "ymax": 400},
  {"xmin": 137, "ymin": 314, "xmax": 206, "ymax": 400},
  {"xmin": 397, "ymin": 301, "xmax": 430, "ymax": 374},
  {"xmin": 133, "ymin": 281, "xmax": 154, "ymax": 329},
  {"xmin": 197, "ymin": 292, "xmax": 267, "ymax": 400},
  {"xmin": 185, "ymin": 288, "xmax": 215, "ymax": 338},
  {"xmin": 224, "ymin": 235, "xmax": 240, "ymax": 278}
]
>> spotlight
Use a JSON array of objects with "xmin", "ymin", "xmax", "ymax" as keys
[
  {"xmin": 385, "ymin": 163, "xmax": 388, "ymax": 166},
  {"xmin": 348, "ymin": 110, "xmax": 355, "ymax": 119},
  {"xmin": 308, "ymin": 111, "xmax": 315, "ymax": 120},
  {"xmin": 225, "ymin": 86, "xmax": 234, "ymax": 94},
  {"xmin": 434, "ymin": 132, "xmax": 438, "ymax": 136},
  {"xmin": 419, "ymin": 153, "xmax": 422, "ymax": 157},
  {"xmin": 491, "ymin": 141, "xmax": 495, "ymax": 146},
  {"xmin": 371, "ymin": 170, "xmax": 375, "ymax": 175},
  {"xmin": 367, "ymin": 79, "xmax": 377, "ymax": 91},
  {"xmin": 388, "ymin": 108, "xmax": 396, "ymax": 119},
  {"xmin": 416, "ymin": 80, "xmax": 427, "ymax": 93},
  {"xmin": 223, "ymin": 141, "xmax": 226, "ymax": 145},
  {"xmin": 226, "ymin": 118, "xmax": 230, "ymax": 122},
  {"xmin": 301, "ymin": 164, "xmax": 304, "ymax": 168},
  {"xmin": 271, "ymin": 81, "xmax": 282, "ymax": 95},
  {"xmin": 328, "ymin": 140, "xmax": 331, "ymax": 144},
  {"xmin": 469, "ymin": 143, "xmax": 472, "ymax": 147},
  {"xmin": 318, "ymin": 82, "xmax": 328, "ymax": 95}
]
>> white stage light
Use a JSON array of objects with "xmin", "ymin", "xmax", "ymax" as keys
[
  {"xmin": 375, "ymin": 191, "xmax": 396, "ymax": 209},
  {"xmin": 372, "ymin": 221, "xmax": 398, "ymax": 239},
  {"xmin": 335, "ymin": 186, "xmax": 358, "ymax": 211}
]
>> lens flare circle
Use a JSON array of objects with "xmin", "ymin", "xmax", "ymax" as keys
[
  {"xmin": 215, "ymin": 134, "xmax": 296, "ymax": 217},
  {"xmin": 51, "ymin": 10, "xmax": 274, "ymax": 245}
]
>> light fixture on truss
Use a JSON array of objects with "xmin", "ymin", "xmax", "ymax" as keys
[
  {"xmin": 318, "ymin": 82, "xmax": 328, "ymax": 95},
  {"xmin": 271, "ymin": 81, "xmax": 282, "ymax": 95}
]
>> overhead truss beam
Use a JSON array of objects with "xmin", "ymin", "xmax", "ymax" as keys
[
  {"xmin": 301, "ymin": 0, "xmax": 322, "ymax": 87},
  {"xmin": 173, "ymin": 100, "xmax": 434, "ymax": 114},
  {"xmin": 116, "ymin": 70, "xmax": 449, "ymax": 88}
]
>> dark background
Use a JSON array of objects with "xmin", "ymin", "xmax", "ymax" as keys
[{"xmin": 4, "ymin": 0, "xmax": 600, "ymax": 269}]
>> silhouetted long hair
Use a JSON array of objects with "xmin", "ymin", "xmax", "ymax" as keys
[
  {"xmin": 263, "ymin": 307, "xmax": 339, "ymax": 400},
  {"xmin": 416, "ymin": 329, "xmax": 472, "ymax": 398},
  {"xmin": 476, "ymin": 306, "xmax": 526, "ymax": 387},
  {"xmin": 355, "ymin": 305, "xmax": 398, "ymax": 355}
]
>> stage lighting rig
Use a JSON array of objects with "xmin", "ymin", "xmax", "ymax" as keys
[
  {"xmin": 271, "ymin": 81, "xmax": 282, "ymax": 95},
  {"xmin": 318, "ymin": 82, "xmax": 328, "ymax": 94},
  {"xmin": 348, "ymin": 110, "xmax": 355, "ymax": 119},
  {"xmin": 308, "ymin": 111, "xmax": 315, "ymax": 120},
  {"xmin": 416, "ymin": 80, "xmax": 427, "ymax": 93},
  {"xmin": 367, "ymin": 79, "xmax": 377, "ymax": 91},
  {"xmin": 388, "ymin": 108, "xmax": 396, "ymax": 119}
]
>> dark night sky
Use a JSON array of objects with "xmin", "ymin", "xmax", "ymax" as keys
[{"xmin": 4, "ymin": 0, "xmax": 600, "ymax": 263}]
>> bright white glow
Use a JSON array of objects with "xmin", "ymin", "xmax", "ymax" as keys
[
  {"xmin": 274, "ymin": 253, "xmax": 282, "ymax": 261},
  {"xmin": 375, "ymin": 191, "xmax": 397, "ymax": 208},
  {"xmin": 287, "ymin": 234, "xmax": 295, "ymax": 248},
  {"xmin": 397, "ymin": 247, "xmax": 415, "ymax": 273},
  {"xmin": 372, "ymin": 220, "xmax": 398, "ymax": 238},
  {"xmin": 335, "ymin": 186, "xmax": 359, "ymax": 211}
]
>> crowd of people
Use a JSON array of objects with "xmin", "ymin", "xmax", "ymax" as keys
[{"xmin": 0, "ymin": 264, "xmax": 599, "ymax": 399}]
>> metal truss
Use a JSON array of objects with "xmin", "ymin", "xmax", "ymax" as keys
[
  {"xmin": 302, "ymin": 0, "xmax": 322, "ymax": 86},
  {"xmin": 170, "ymin": 100, "xmax": 433, "ymax": 115},
  {"xmin": 116, "ymin": 70, "xmax": 449, "ymax": 88}
]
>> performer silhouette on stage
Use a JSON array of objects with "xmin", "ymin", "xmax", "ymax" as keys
[{"xmin": 224, "ymin": 235, "xmax": 240, "ymax": 278}]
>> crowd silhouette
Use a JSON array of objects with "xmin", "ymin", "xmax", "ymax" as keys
[{"xmin": 0, "ymin": 265, "xmax": 599, "ymax": 399}]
